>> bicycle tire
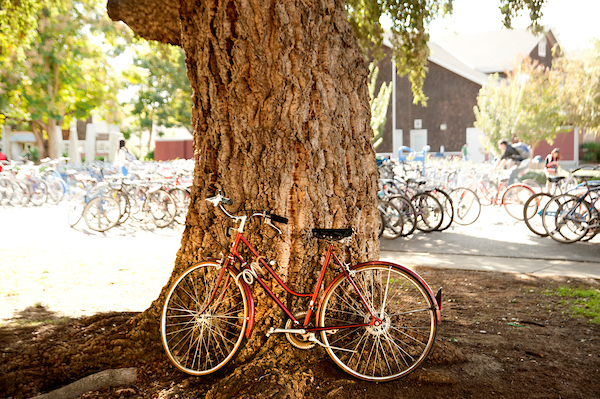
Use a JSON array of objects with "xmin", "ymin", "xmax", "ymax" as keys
[
  {"xmin": 387, "ymin": 195, "xmax": 417, "ymax": 236},
  {"xmin": 83, "ymin": 196, "xmax": 121, "ymax": 232},
  {"xmin": 318, "ymin": 263, "xmax": 438, "ymax": 382},
  {"xmin": 11, "ymin": 180, "xmax": 29, "ymax": 206},
  {"xmin": 449, "ymin": 187, "xmax": 481, "ymax": 226},
  {"xmin": 377, "ymin": 200, "xmax": 404, "ymax": 239},
  {"xmin": 428, "ymin": 188, "xmax": 454, "ymax": 231},
  {"xmin": 411, "ymin": 192, "xmax": 443, "ymax": 232},
  {"xmin": 169, "ymin": 187, "xmax": 191, "ymax": 224},
  {"xmin": 502, "ymin": 184, "xmax": 534, "ymax": 220},
  {"xmin": 378, "ymin": 210, "xmax": 385, "ymax": 238},
  {"xmin": 541, "ymin": 194, "xmax": 592, "ymax": 243},
  {"xmin": 67, "ymin": 201, "xmax": 85, "ymax": 227},
  {"xmin": 45, "ymin": 178, "xmax": 65, "ymax": 204},
  {"xmin": 108, "ymin": 188, "xmax": 131, "ymax": 225},
  {"xmin": 144, "ymin": 189, "xmax": 177, "ymax": 228},
  {"xmin": 29, "ymin": 180, "xmax": 48, "ymax": 206},
  {"xmin": 0, "ymin": 179, "xmax": 14, "ymax": 205},
  {"xmin": 523, "ymin": 192, "xmax": 552, "ymax": 237},
  {"xmin": 161, "ymin": 261, "xmax": 248, "ymax": 376}
]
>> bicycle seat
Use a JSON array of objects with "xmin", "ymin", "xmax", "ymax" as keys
[
  {"xmin": 312, "ymin": 228, "xmax": 354, "ymax": 241},
  {"xmin": 548, "ymin": 176, "xmax": 566, "ymax": 182}
]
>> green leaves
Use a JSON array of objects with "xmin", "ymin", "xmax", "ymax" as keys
[
  {"xmin": 474, "ymin": 58, "xmax": 568, "ymax": 156},
  {"xmin": 346, "ymin": 0, "xmax": 546, "ymax": 106},
  {"xmin": 122, "ymin": 41, "xmax": 192, "ymax": 133},
  {"xmin": 475, "ymin": 42, "xmax": 600, "ymax": 157},
  {"xmin": 368, "ymin": 62, "xmax": 392, "ymax": 148},
  {"xmin": 552, "ymin": 39, "xmax": 600, "ymax": 133},
  {"xmin": 1, "ymin": 0, "xmax": 120, "ymax": 158}
]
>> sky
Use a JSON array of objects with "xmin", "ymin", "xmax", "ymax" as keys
[{"xmin": 427, "ymin": 0, "xmax": 600, "ymax": 52}]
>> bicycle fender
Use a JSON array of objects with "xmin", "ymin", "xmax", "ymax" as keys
[
  {"xmin": 318, "ymin": 261, "xmax": 442, "ymax": 324},
  {"xmin": 240, "ymin": 279, "xmax": 255, "ymax": 338},
  {"xmin": 206, "ymin": 258, "xmax": 256, "ymax": 338}
]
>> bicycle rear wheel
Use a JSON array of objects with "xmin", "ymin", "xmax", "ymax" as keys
[
  {"xmin": 377, "ymin": 200, "xmax": 404, "ymax": 239},
  {"xmin": 161, "ymin": 262, "xmax": 248, "ymax": 376},
  {"xmin": 170, "ymin": 187, "xmax": 191, "ymax": 224},
  {"xmin": 502, "ymin": 184, "xmax": 534, "ymax": 220},
  {"xmin": 318, "ymin": 263, "xmax": 438, "ymax": 382},
  {"xmin": 83, "ymin": 196, "xmax": 121, "ymax": 232},
  {"xmin": 388, "ymin": 195, "xmax": 417, "ymax": 236},
  {"xmin": 542, "ymin": 194, "xmax": 592, "ymax": 243},
  {"xmin": 449, "ymin": 187, "xmax": 481, "ymax": 225},
  {"xmin": 429, "ymin": 188, "xmax": 454, "ymax": 231}
]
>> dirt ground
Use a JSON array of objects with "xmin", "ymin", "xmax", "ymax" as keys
[{"xmin": 1, "ymin": 266, "xmax": 599, "ymax": 399}]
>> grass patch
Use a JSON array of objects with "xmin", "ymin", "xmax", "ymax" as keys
[{"xmin": 546, "ymin": 287, "xmax": 600, "ymax": 324}]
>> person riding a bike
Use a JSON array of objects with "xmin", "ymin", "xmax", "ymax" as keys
[{"xmin": 493, "ymin": 139, "xmax": 530, "ymax": 185}]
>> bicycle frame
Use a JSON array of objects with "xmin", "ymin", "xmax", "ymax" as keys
[
  {"xmin": 212, "ymin": 229, "xmax": 386, "ymax": 339},
  {"xmin": 205, "ymin": 210, "xmax": 442, "ymax": 340}
]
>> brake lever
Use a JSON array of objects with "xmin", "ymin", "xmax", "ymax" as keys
[{"xmin": 266, "ymin": 218, "xmax": 283, "ymax": 235}]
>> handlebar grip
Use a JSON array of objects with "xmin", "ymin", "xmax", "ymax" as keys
[{"xmin": 270, "ymin": 214, "xmax": 288, "ymax": 224}]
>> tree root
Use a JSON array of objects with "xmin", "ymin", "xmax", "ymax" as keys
[{"xmin": 29, "ymin": 367, "xmax": 137, "ymax": 399}]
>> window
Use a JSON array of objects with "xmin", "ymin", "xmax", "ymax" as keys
[{"xmin": 538, "ymin": 39, "xmax": 547, "ymax": 57}]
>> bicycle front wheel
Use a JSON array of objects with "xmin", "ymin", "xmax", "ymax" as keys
[
  {"xmin": 318, "ymin": 263, "xmax": 438, "ymax": 382},
  {"xmin": 161, "ymin": 262, "xmax": 248, "ymax": 376},
  {"xmin": 144, "ymin": 189, "xmax": 176, "ymax": 227},
  {"xmin": 412, "ymin": 192, "xmax": 443, "ymax": 232},
  {"xmin": 523, "ymin": 192, "xmax": 552, "ymax": 237},
  {"xmin": 502, "ymin": 184, "xmax": 534, "ymax": 220}
]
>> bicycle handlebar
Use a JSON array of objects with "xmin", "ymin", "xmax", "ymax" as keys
[{"xmin": 206, "ymin": 193, "xmax": 288, "ymax": 230}]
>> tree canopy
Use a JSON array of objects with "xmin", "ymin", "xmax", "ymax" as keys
[
  {"xmin": 474, "ymin": 57, "xmax": 569, "ymax": 156},
  {"xmin": 2, "ymin": 0, "xmax": 549, "ymax": 126},
  {"xmin": 121, "ymin": 41, "xmax": 192, "ymax": 156},
  {"xmin": 553, "ymin": 39, "xmax": 600, "ymax": 133},
  {"xmin": 475, "ymin": 42, "xmax": 600, "ymax": 157},
  {"xmin": 0, "ymin": 0, "xmax": 125, "ymax": 158}
]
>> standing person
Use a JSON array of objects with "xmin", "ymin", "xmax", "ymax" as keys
[
  {"xmin": 115, "ymin": 140, "xmax": 137, "ymax": 175},
  {"xmin": 544, "ymin": 148, "xmax": 561, "ymax": 192},
  {"xmin": 116, "ymin": 140, "xmax": 136, "ymax": 162},
  {"xmin": 461, "ymin": 144, "xmax": 468, "ymax": 161},
  {"xmin": 493, "ymin": 139, "xmax": 529, "ymax": 185}
]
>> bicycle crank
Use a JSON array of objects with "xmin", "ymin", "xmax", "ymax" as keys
[{"xmin": 284, "ymin": 312, "xmax": 316, "ymax": 350}]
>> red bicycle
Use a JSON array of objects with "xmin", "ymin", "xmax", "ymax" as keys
[{"xmin": 161, "ymin": 193, "xmax": 442, "ymax": 381}]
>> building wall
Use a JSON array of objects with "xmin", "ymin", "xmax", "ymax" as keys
[
  {"xmin": 534, "ymin": 130, "xmax": 575, "ymax": 161},
  {"xmin": 155, "ymin": 140, "xmax": 194, "ymax": 161},
  {"xmin": 388, "ymin": 62, "xmax": 481, "ymax": 153}
]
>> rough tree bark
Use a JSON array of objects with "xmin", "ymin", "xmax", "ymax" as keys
[{"xmin": 108, "ymin": 0, "xmax": 379, "ymax": 395}]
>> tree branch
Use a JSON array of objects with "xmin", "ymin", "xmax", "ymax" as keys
[{"xmin": 107, "ymin": 0, "xmax": 181, "ymax": 46}]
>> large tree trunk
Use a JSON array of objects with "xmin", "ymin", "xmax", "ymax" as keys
[
  {"xmin": 116, "ymin": 0, "xmax": 379, "ymax": 394},
  {"xmin": 0, "ymin": 2, "xmax": 380, "ymax": 397}
]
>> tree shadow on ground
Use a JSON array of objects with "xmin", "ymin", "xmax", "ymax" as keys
[{"xmin": 5, "ymin": 305, "xmax": 72, "ymax": 326}]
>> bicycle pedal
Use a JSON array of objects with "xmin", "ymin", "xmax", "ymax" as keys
[{"xmin": 266, "ymin": 327, "xmax": 306, "ymax": 337}]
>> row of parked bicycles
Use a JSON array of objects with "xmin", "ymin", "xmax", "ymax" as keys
[
  {"xmin": 522, "ymin": 172, "xmax": 600, "ymax": 244},
  {"xmin": 377, "ymin": 157, "xmax": 600, "ymax": 244},
  {"xmin": 1, "ymin": 157, "xmax": 193, "ymax": 232}
]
